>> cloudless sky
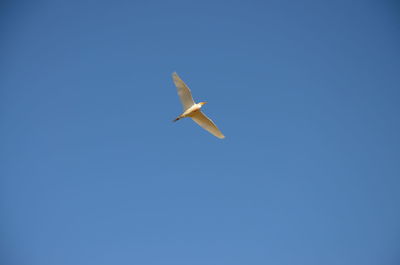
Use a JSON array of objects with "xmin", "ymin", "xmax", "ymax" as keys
[{"xmin": 1, "ymin": 1, "xmax": 400, "ymax": 264}]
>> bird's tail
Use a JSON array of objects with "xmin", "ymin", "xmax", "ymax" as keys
[{"xmin": 173, "ymin": 117, "xmax": 180, "ymax": 122}]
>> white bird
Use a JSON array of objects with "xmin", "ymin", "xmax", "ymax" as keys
[{"xmin": 172, "ymin": 72, "xmax": 225, "ymax": 139}]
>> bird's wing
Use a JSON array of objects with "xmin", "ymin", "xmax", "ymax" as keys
[
  {"xmin": 191, "ymin": 111, "xmax": 225, "ymax": 139},
  {"xmin": 172, "ymin": 72, "xmax": 195, "ymax": 111}
]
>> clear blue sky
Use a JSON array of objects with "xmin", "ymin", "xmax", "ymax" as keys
[{"xmin": 1, "ymin": 1, "xmax": 400, "ymax": 264}]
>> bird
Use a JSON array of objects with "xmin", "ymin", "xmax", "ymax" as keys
[{"xmin": 172, "ymin": 72, "xmax": 225, "ymax": 139}]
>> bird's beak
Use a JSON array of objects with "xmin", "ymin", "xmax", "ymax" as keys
[{"xmin": 201, "ymin": 102, "xmax": 207, "ymax": 105}]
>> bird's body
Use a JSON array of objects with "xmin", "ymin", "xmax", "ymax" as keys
[
  {"xmin": 172, "ymin": 72, "xmax": 225, "ymax": 139},
  {"xmin": 173, "ymin": 102, "xmax": 204, "ymax": 121}
]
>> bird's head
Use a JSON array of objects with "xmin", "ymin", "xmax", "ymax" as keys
[{"xmin": 199, "ymin": 102, "xmax": 207, "ymax": 106}]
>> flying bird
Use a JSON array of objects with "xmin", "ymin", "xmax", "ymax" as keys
[{"xmin": 172, "ymin": 72, "xmax": 225, "ymax": 139}]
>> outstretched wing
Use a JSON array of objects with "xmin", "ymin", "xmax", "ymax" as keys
[
  {"xmin": 191, "ymin": 111, "xmax": 225, "ymax": 139},
  {"xmin": 172, "ymin": 72, "xmax": 195, "ymax": 111}
]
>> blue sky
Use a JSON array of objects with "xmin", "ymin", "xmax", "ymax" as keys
[{"xmin": 1, "ymin": 0, "xmax": 400, "ymax": 264}]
